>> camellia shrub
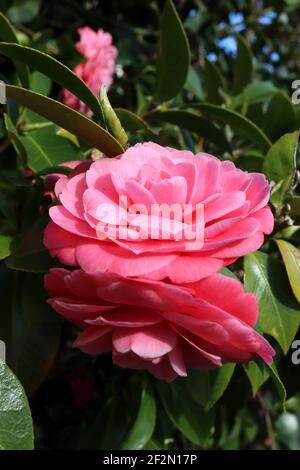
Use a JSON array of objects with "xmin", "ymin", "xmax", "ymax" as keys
[{"xmin": 0, "ymin": 0, "xmax": 300, "ymax": 451}]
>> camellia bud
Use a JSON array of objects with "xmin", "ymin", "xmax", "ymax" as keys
[{"xmin": 99, "ymin": 86, "xmax": 128, "ymax": 149}]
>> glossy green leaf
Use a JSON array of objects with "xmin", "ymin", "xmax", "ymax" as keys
[
  {"xmin": 157, "ymin": 380, "xmax": 214, "ymax": 446},
  {"xmin": 264, "ymin": 92, "xmax": 297, "ymax": 142},
  {"xmin": 115, "ymin": 108, "xmax": 148, "ymax": 132},
  {"xmin": 243, "ymin": 360, "xmax": 270, "ymax": 396},
  {"xmin": 244, "ymin": 252, "xmax": 300, "ymax": 354},
  {"xmin": 276, "ymin": 239, "xmax": 300, "ymax": 303},
  {"xmin": 155, "ymin": 0, "xmax": 191, "ymax": 102},
  {"xmin": 148, "ymin": 110, "xmax": 230, "ymax": 151},
  {"xmin": 6, "ymin": 85, "xmax": 124, "ymax": 156},
  {"xmin": 183, "ymin": 364, "xmax": 236, "ymax": 411},
  {"xmin": 0, "ymin": 42, "xmax": 103, "ymax": 118},
  {"xmin": 0, "ymin": 13, "xmax": 29, "ymax": 88},
  {"xmin": 0, "ymin": 363, "xmax": 34, "ymax": 450},
  {"xmin": 120, "ymin": 380, "xmax": 156, "ymax": 450},
  {"xmin": 203, "ymin": 59, "xmax": 224, "ymax": 104},
  {"xmin": 263, "ymin": 131, "xmax": 298, "ymax": 184},
  {"xmin": 232, "ymin": 35, "xmax": 253, "ymax": 95},
  {"xmin": 189, "ymin": 103, "xmax": 271, "ymax": 152}
]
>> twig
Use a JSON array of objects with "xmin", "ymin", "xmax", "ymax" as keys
[{"xmin": 257, "ymin": 391, "xmax": 277, "ymax": 450}]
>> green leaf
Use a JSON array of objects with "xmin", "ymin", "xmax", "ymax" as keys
[
  {"xmin": 263, "ymin": 131, "xmax": 299, "ymax": 184},
  {"xmin": 6, "ymin": 216, "xmax": 57, "ymax": 273},
  {"xmin": 23, "ymin": 70, "xmax": 52, "ymax": 124},
  {"xmin": 20, "ymin": 128, "xmax": 83, "ymax": 172},
  {"xmin": 155, "ymin": 0, "xmax": 191, "ymax": 102},
  {"xmin": 156, "ymin": 380, "xmax": 214, "ymax": 446},
  {"xmin": 264, "ymin": 93, "xmax": 297, "ymax": 142},
  {"xmin": 243, "ymin": 360, "xmax": 270, "ymax": 396},
  {"xmin": 7, "ymin": 0, "xmax": 41, "ymax": 23},
  {"xmin": 0, "ymin": 268, "xmax": 61, "ymax": 397},
  {"xmin": 0, "ymin": 234, "xmax": 13, "ymax": 260},
  {"xmin": 203, "ymin": 59, "xmax": 224, "ymax": 104},
  {"xmin": 270, "ymin": 179, "xmax": 291, "ymax": 211},
  {"xmin": 276, "ymin": 239, "xmax": 300, "ymax": 303},
  {"xmin": 3, "ymin": 113, "xmax": 27, "ymax": 165},
  {"xmin": 0, "ymin": 363, "xmax": 34, "ymax": 449},
  {"xmin": 183, "ymin": 364, "xmax": 236, "ymax": 411},
  {"xmin": 0, "ymin": 42, "xmax": 103, "ymax": 118},
  {"xmin": 244, "ymin": 252, "xmax": 300, "ymax": 354},
  {"xmin": 267, "ymin": 363, "xmax": 286, "ymax": 412},
  {"xmin": 232, "ymin": 35, "xmax": 253, "ymax": 95},
  {"xmin": 115, "ymin": 108, "xmax": 148, "ymax": 132},
  {"xmin": 34, "ymin": 165, "xmax": 72, "ymax": 177},
  {"xmin": 0, "ymin": 13, "xmax": 29, "ymax": 88},
  {"xmin": 120, "ymin": 379, "xmax": 156, "ymax": 450},
  {"xmin": 189, "ymin": 103, "xmax": 271, "ymax": 152},
  {"xmin": 148, "ymin": 110, "xmax": 230, "ymax": 151},
  {"xmin": 231, "ymin": 81, "xmax": 276, "ymax": 110},
  {"xmin": 185, "ymin": 65, "xmax": 204, "ymax": 100},
  {"xmin": 56, "ymin": 128, "xmax": 79, "ymax": 147},
  {"xmin": 289, "ymin": 196, "xmax": 300, "ymax": 218},
  {"xmin": 6, "ymin": 85, "xmax": 124, "ymax": 156},
  {"xmin": 84, "ymin": 395, "xmax": 130, "ymax": 450},
  {"xmin": 219, "ymin": 267, "xmax": 239, "ymax": 280},
  {"xmin": 30, "ymin": 70, "xmax": 52, "ymax": 96}
]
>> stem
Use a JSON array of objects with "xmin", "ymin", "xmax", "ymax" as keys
[{"xmin": 257, "ymin": 391, "xmax": 277, "ymax": 450}]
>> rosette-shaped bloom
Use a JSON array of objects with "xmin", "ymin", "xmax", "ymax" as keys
[
  {"xmin": 45, "ymin": 268, "xmax": 274, "ymax": 381},
  {"xmin": 44, "ymin": 143, "xmax": 274, "ymax": 284},
  {"xmin": 63, "ymin": 26, "xmax": 117, "ymax": 115}
]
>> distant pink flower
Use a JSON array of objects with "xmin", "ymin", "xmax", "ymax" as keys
[
  {"xmin": 44, "ymin": 142, "xmax": 274, "ymax": 284},
  {"xmin": 45, "ymin": 268, "xmax": 274, "ymax": 382},
  {"xmin": 63, "ymin": 26, "xmax": 117, "ymax": 115}
]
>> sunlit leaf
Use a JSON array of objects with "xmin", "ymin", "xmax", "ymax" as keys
[{"xmin": 276, "ymin": 239, "xmax": 300, "ymax": 303}]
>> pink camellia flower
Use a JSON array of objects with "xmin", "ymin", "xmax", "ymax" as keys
[
  {"xmin": 44, "ymin": 160, "xmax": 91, "ymax": 192},
  {"xmin": 44, "ymin": 142, "xmax": 274, "ymax": 284},
  {"xmin": 45, "ymin": 268, "xmax": 274, "ymax": 381},
  {"xmin": 63, "ymin": 26, "xmax": 117, "ymax": 115}
]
